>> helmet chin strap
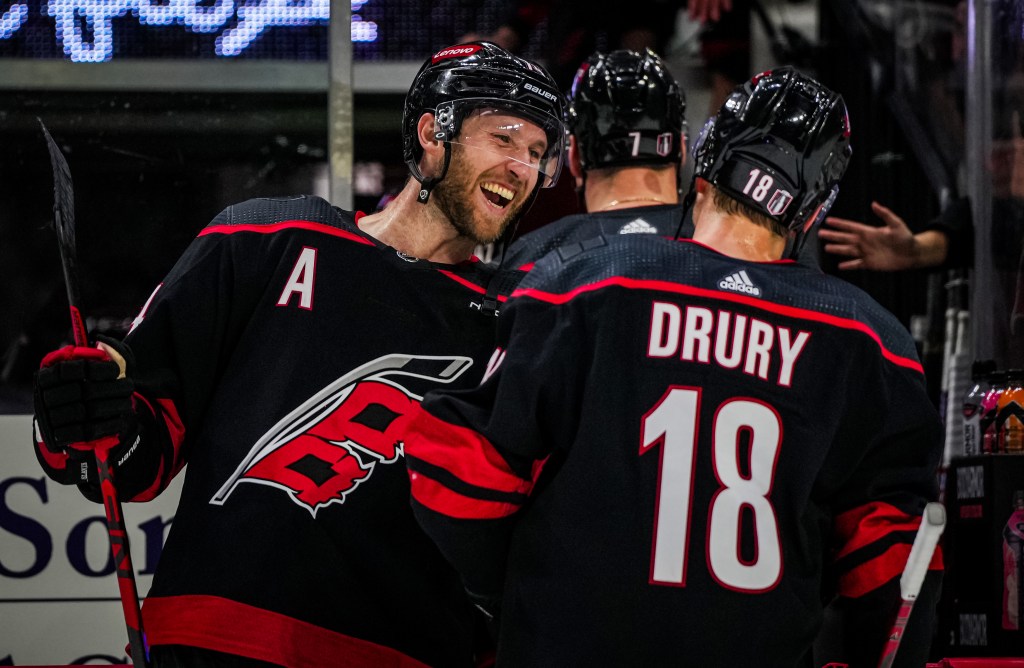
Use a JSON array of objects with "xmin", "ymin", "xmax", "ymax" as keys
[
  {"xmin": 784, "ymin": 229, "xmax": 806, "ymax": 260},
  {"xmin": 493, "ymin": 177, "xmax": 543, "ymax": 265},
  {"xmin": 675, "ymin": 174, "xmax": 699, "ymax": 241},
  {"xmin": 786, "ymin": 194, "xmax": 835, "ymax": 259},
  {"xmin": 415, "ymin": 138, "xmax": 453, "ymax": 204},
  {"xmin": 476, "ymin": 176, "xmax": 546, "ymax": 317}
]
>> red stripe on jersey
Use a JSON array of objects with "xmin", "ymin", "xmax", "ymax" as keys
[
  {"xmin": 833, "ymin": 501, "xmax": 924, "ymax": 560},
  {"xmin": 198, "ymin": 220, "xmax": 375, "ymax": 246},
  {"xmin": 155, "ymin": 396, "xmax": 187, "ymax": 479},
  {"xmin": 833, "ymin": 501, "xmax": 944, "ymax": 597},
  {"xmin": 409, "ymin": 470, "xmax": 522, "ymax": 519},
  {"xmin": 513, "ymin": 277, "xmax": 923, "ymax": 373},
  {"xmin": 406, "ymin": 406, "xmax": 533, "ymax": 496},
  {"xmin": 436, "ymin": 269, "xmax": 509, "ymax": 302},
  {"xmin": 517, "ymin": 261, "xmax": 536, "ymax": 272},
  {"xmin": 838, "ymin": 542, "xmax": 911, "ymax": 598},
  {"xmin": 143, "ymin": 594, "xmax": 430, "ymax": 667},
  {"xmin": 837, "ymin": 541, "xmax": 943, "ymax": 598}
]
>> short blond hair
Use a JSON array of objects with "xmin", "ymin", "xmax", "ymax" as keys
[{"xmin": 710, "ymin": 185, "xmax": 789, "ymax": 238}]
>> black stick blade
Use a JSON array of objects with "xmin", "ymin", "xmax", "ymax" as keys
[
  {"xmin": 39, "ymin": 119, "xmax": 76, "ymax": 248},
  {"xmin": 39, "ymin": 118, "xmax": 87, "ymax": 345}
]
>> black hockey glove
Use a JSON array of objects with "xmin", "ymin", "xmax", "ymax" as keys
[{"xmin": 33, "ymin": 335, "xmax": 141, "ymax": 490}]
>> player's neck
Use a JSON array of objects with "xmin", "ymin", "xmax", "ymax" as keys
[
  {"xmin": 586, "ymin": 166, "xmax": 678, "ymax": 213},
  {"xmin": 692, "ymin": 210, "xmax": 787, "ymax": 262},
  {"xmin": 358, "ymin": 185, "xmax": 477, "ymax": 264}
]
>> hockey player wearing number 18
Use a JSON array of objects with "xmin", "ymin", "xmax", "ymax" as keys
[
  {"xmin": 404, "ymin": 68, "xmax": 944, "ymax": 667},
  {"xmin": 30, "ymin": 42, "xmax": 566, "ymax": 667}
]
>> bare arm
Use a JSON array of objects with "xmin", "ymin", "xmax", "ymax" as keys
[{"xmin": 819, "ymin": 201, "xmax": 949, "ymax": 271}]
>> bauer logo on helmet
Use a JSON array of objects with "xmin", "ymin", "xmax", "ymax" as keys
[{"xmin": 524, "ymin": 82, "xmax": 558, "ymax": 102}]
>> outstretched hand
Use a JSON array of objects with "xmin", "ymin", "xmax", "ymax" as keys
[{"xmin": 819, "ymin": 201, "xmax": 918, "ymax": 271}]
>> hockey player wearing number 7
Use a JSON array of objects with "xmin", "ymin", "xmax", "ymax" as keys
[
  {"xmin": 403, "ymin": 67, "xmax": 944, "ymax": 667},
  {"xmin": 30, "ymin": 42, "xmax": 568, "ymax": 667},
  {"xmin": 499, "ymin": 47, "xmax": 692, "ymax": 273}
]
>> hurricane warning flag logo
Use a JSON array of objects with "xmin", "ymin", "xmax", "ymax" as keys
[{"xmin": 211, "ymin": 354, "xmax": 472, "ymax": 517}]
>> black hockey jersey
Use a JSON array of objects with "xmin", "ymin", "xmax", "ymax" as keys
[
  {"xmin": 86, "ymin": 196, "xmax": 506, "ymax": 667},
  {"xmin": 501, "ymin": 202, "xmax": 690, "ymax": 271},
  {"xmin": 404, "ymin": 234, "xmax": 943, "ymax": 667}
]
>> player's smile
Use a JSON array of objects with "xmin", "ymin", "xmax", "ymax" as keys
[
  {"xmin": 480, "ymin": 181, "xmax": 515, "ymax": 209},
  {"xmin": 431, "ymin": 108, "xmax": 553, "ymax": 245}
]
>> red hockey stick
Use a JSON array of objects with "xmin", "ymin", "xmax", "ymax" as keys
[
  {"xmin": 876, "ymin": 501, "xmax": 946, "ymax": 668},
  {"xmin": 40, "ymin": 119, "xmax": 151, "ymax": 668}
]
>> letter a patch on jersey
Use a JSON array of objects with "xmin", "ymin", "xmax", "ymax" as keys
[
  {"xmin": 210, "ymin": 354, "xmax": 472, "ymax": 517},
  {"xmin": 277, "ymin": 246, "xmax": 317, "ymax": 309}
]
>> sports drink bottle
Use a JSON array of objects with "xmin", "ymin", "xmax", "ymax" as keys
[
  {"xmin": 1002, "ymin": 490, "xmax": 1024, "ymax": 630},
  {"xmin": 997, "ymin": 370, "xmax": 1024, "ymax": 453},
  {"xmin": 982, "ymin": 371, "xmax": 1008, "ymax": 454},
  {"xmin": 963, "ymin": 360, "xmax": 997, "ymax": 456}
]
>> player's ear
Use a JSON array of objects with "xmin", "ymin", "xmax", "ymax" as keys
[
  {"xmin": 692, "ymin": 177, "xmax": 711, "ymax": 224},
  {"xmin": 679, "ymin": 131, "xmax": 688, "ymax": 171},
  {"xmin": 417, "ymin": 112, "xmax": 445, "ymax": 176},
  {"xmin": 568, "ymin": 136, "xmax": 584, "ymax": 184}
]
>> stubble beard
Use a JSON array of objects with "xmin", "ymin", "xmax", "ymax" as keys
[{"xmin": 431, "ymin": 146, "xmax": 528, "ymax": 246}]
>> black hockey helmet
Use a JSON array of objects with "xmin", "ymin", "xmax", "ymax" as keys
[
  {"xmin": 691, "ymin": 66, "xmax": 851, "ymax": 235},
  {"xmin": 402, "ymin": 41, "xmax": 567, "ymax": 203},
  {"xmin": 568, "ymin": 48, "xmax": 687, "ymax": 170}
]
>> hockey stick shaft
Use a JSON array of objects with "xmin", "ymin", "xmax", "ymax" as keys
[
  {"xmin": 876, "ymin": 502, "xmax": 946, "ymax": 668},
  {"xmin": 95, "ymin": 438, "xmax": 149, "ymax": 666},
  {"xmin": 40, "ymin": 119, "xmax": 150, "ymax": 668}
]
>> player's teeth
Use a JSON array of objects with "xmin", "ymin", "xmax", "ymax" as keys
[{"xmin": 482, "ymin": 183, "xmax": 514, "ymax": 201}]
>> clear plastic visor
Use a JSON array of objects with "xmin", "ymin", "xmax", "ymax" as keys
[{"xmin": 441, "ymin": 104, "xmax": 566, "ymax": 188}]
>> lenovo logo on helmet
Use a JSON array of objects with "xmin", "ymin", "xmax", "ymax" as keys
[
  {"xmin": 524, "ymin": 82, "xmax": 558, "ymax": 102},
  {"xmin": 432, "ymin": 45, "xmax": 481, "ymax": 63}
]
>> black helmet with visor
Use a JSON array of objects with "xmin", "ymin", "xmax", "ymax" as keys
[{"xmin": 403, "ymin": 42, "xmax": 567, "ymax": 204}]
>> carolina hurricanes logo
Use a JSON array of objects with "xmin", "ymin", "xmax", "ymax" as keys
[{"xmin": 210, "ymin": 354, "xmax": 473, "ymax": 517}]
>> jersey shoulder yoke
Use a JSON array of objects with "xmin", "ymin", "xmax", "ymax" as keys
[{"xmin": 208, "ymin": 195, "xmax": 353, "ymax": 231}]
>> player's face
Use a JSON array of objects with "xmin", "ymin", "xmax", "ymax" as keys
[{"xmin": 433, "ymin": 109, "xmax": 550, "ymax": 244}]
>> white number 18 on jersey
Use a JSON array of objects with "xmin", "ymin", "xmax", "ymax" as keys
[{"xmin": 640, "ymin": 387, "xmax": 783, "ymax": 592}]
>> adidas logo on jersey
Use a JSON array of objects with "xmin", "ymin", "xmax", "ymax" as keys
[
  {"xmin": 718, "ymin": 270, "xmax": 761, "ymax": 296},
  {"xmin": 618, "ymin": 218, "xmax": 658, "ymax": 235}
]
